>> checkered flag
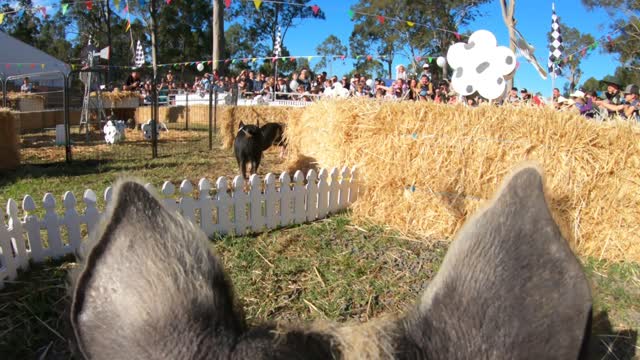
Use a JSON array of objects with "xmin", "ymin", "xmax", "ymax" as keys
[
  {"xmin": 547, "ymin": 2, "xmax": 564, "ymax": 78},
  {"xmin": 274, "ymin": 27, "xmax": 281, "ymax": 57},
  {"xmin": 135, "ymin": 40, "xmax": 145, "ymax": 68}
]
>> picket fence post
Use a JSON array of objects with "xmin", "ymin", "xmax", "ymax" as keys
[
  {"xmin": 0, "ymin": 210, "xmax": 17, "ymax": 289},
  {"xmin": 339, "ymin": 167, "xmax": 351, "ymax": 211},
  {"xmin": 62, "ymin": 192, "xmax": 82, "ymax": 254},
  {"xmin": 317, "ymin": 169, "xmax": 329, "ymax": 218},
  {"xmin": 216, "ymin": 177, "xmax": 232, "ymax": 235},
  {"xmin": 84, "ymin": 190, "xmax": 100, "ymax": 235},
  {"xmin": 305, "ymin": 169, "xmax": 319, "ymax": 222},
  {"xmin": 22, "ymin": 195, "xmax": 44, "ymax": 262},
  {"xmin": 179, "ymin": 180, "xmax": 197, "ymax": 223},
  {"xmin": 265, "ymin": 173, "xmax": 279, "ymax": 229},
  {"xmin": 249, "ymin": 175, "xmax": 265, "ymax": 232},
  {"xmin": 7, "ymin": 199, "xmax": 28, "ymax": 270},
  {"xmin": 43, "ymin": 194, "xmax": 63, "ymax": 258},
  {"xmin": 279, "ymin": 172, "xmax": 293, "ymax": 226},
  {"xmin": 349, "ymin": 167, "xmax": 359, "ymax": 204},
  {"xmin": 198, "ymin": 178, "xmax": 215, "ymax": 237}
]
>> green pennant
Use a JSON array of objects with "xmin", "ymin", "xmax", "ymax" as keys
[
  {"xmin": 348, "ymin": 10, "xmax": 354, "ymax": 19},
  {"xmin": 428, "ymin": 57, "xmax": 433, "ymax": 63}
]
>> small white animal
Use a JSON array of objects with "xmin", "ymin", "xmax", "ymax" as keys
[
  {"xmin": 141, "ymin": 119, "xmax": 168, "ymax": 140},
  {"xmin": 103, "ymin": 120, "xmax": 126, "ymax": 144}
]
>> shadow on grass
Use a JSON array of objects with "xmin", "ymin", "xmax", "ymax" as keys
[{"xmin": 588, "ymin": 311, "xmax": 637, "ymax": 360}]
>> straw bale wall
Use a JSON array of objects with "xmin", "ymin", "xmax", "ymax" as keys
[
  {"xmin": 285, "ymin": 100, "xmax": 640, "ymax": 262},
  {"xmin": 0, "ymin": 109, "xmax": 20, "ymax": 170},
  {"xmin": 134, "ymin": 105, "xmax": 302, "ymax": 150}
]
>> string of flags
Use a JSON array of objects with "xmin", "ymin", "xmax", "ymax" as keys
[
  {"xmin": 550, "ymin": 27, "xmax": 625, "ymax": 66},
  {"xmin": 2, "ymin": 63, "xmax": 48, "ymax": 70}
]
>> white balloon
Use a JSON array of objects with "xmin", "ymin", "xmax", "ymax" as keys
[
  {"xmin": 197, "ymin": 63, "xmax": 205, "ymax": 72},
  {"xmin": 365, "ymin": 79, "xmax": 374, "ymax": 88},
  {"xmin": 436, "ymin": 56, "xmax": 447, "ymax": 68},
  {"xmin": 290, "ymin": 80, "xmax": 299, "ymax": 91}
]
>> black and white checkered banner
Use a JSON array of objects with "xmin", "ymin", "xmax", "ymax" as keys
[
  {"xmin": 547, "ymin": 2, "xmax": 564, "ymax": 78},
  {"xmin": 274, "ymin": 27, "xmax": 281, "ymax": 57},
  {"xmin": 135, "ymin": 40, "xmax": 145, "ymax": 68}
]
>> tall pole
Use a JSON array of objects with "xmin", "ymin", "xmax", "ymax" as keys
[
  {"xmin": 212, "ymin": 0, "xmax": 225, "ymax": 73},
  {"xmin": 150, "ymin": 0, "xmax": 158, "ymax": 158}
]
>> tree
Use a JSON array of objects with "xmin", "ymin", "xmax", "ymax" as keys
[
  {"xmin": 226, "ymin": 0, "xmax": 325, "ymax": 61},
  {"xmin": 0, "ymin": 1, "xmax": 42, "ymax": 45},
  {"xmin": 313, "ymin": 35, "xmax": 347, "ymax": 75},
  {"xmin": 500, "ymin": 0, "xmax": 517, "ymax": 90},
  {"xmin": 550, "ymin": 24, "xmax": 594, "ymax": 93},
  {"xmin": 581, "ymin": 0, "xmax": 639, "ymax": 70},
  {"xmin": 581, "ymin": 77, "xmax": 602, "ymax": 92},
  {"xmin": 349, "ymin": 0, "xmax": 490, "ymax": 79}
]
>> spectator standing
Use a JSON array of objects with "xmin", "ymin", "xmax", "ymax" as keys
[
  {"xmin": 123, "ymin": 71, "xmax": 142, "ymax": 91},
  {"xmin": 20, "ymin": 77, "xmax": 33, "ymax": 93},
  {"xmin": 396, "ymin": 64, "xmax": 408, "ymax": 81},
  {"xmin": 420, "ymin": 63, "xmax": 431, "ymax": 80}
]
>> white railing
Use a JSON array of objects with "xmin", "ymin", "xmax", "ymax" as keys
[{"xmin": 0, "ymin": 167, "xmax": 359, "ymax": 289}]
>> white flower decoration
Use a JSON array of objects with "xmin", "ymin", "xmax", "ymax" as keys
[{"xmin": 446, "ymin": 30, "xmax": 516, "ymax": 100}]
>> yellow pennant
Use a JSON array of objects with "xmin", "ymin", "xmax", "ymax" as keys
[
  {"xmin": 406, "ymin": 21, "xmax": 414, "ymax": 27},
  {"xmin": 308, "ymin": 56, "xmax": 313, "ymax": 61},
  {"xmin": 114, "ymin": 0, "xmax": 121, "ymax": 9},
  {"xmin": 0, "ymin": 14, "xmax": 5, "ymax": 25},
  {"xmin": 125, "ymin": 20, "xmax": 131, "ymax": 32},
  {"xmin": 253, "ymin": 0, "xmax": 262, "ymax": 10},
  {"xmin": 41, "ymin": 64, "xmax": 45, "ymax": 70}
]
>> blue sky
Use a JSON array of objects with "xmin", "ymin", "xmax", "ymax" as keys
[{"xmin": 281, "ymin": 0, "xmax": 621, "ymax": 97}]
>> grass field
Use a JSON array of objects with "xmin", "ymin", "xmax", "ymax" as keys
[{"xmin": 0, "ymin": 133, "xmax": 638, "ymax": 359}]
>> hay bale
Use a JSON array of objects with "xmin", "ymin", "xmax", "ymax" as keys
[
  {"xmin": 0, "ymin": 109, "xmax": 20, "ymax": 170},
  {"xmin": 7, "ymin": 92, "xmax": 45, "ymax": 112},
  {"xmin": 285, "ymin": 100, "xmax": 640, "ymax": 262},
  {"xmin": 219, "ymin": 106, "xmax": 304, "ymax": 150}
]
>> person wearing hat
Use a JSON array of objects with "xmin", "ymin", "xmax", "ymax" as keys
[
  {"xmin": 598, "ymin": 76, "xmax": 623, "ymax": 116},
  {"xmin": 569, "ymin": 90, "xmax": 595, "ymax": 118},
  {"xmin": 520, "ymin": 88, "xmax": 532, "ymax": 104},
  {"xmin": 595, "ymin": 84, "xmax": 639, "ymax": 120},
  {"xmin": 507, "ymin": 87, "xmax": 520, "ymax": 104},
  {"xmin": 420, "ymin": 63, "xmax": 431, "ymax": 81},
  {"xmin": 556, "ymin": 96, "xmax": 575, "ymax": 112}
]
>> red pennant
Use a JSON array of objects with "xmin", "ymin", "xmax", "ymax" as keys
[
  {"xmin": 454, "ymin": 32, "xmax": 461, "ymax": 41},
  {"xmin": 166, "ymin": 0, "xmax": 171, "ymax": 4},
  {"xmin": 340, "ymin": 55, "xmax": 346, "ymax": 60},
  {"xmin": 366, "ymin": 55, "xmax": 373, "ymax": 61},
  {"xmin": 515, "ymin": 61, "xmax": 520, "ymax": 70},
  {"xmin": 581, "ymin": 48, "xmax": 587, "ymax": 56},
  {"xmin": 311, "ymin": 5, "xmax": 319, "ymax": 15},
  {"xmin": 207, "ymin": 61, "xmax": 212, "ymax": 65},
  {"xmin": 30, "ymin": 63, "xmax": 36, "ymax": 69},
  {"xmin": 564, "ymin": 58, "xmax": 569, "ymax": 64},
  {"xmin": 225, "ymin": 0, "xmax": 231, "ymax": 8},
  {"xmin": 40, "ymin": 6, "xmax": 47, "ymax": 18},
  {"xmin": 225, "ymin": 59, "xmax": 231, "ymax": 64},
  {"xmin": 271, "ymin": 57, "xmax": 277, "ymax": 63},
  {"xmin": 5, "ymin": 64, "xmax": 10, "ymax": 69},
  {"xmin": 123, "ymin": 4, "xmax": 128, "ymax": 13},
  {"xmin": 377, "ymin": 15, "xmax": 385, "ymax": 24},
  {"xmin": 415, "ymin": 56, "xmax": 422, "ymax": 62},
  {"xmin": 86, "ymin": 1, "xmax": 92, "ymax": 10}
]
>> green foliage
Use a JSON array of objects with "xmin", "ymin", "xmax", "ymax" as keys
[
  {"xmin": 313, "ymin": 35, "xmax": 347, "ymax": 74},
  {"xmin": 581, "ymin": 0, "xmax": 639, "ymax": 69}
]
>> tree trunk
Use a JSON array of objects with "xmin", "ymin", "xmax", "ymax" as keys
[
  {"xmin": 150, "ymin": 0, "xmax": 158, "ymax": 158},
  {"xmin": 106, "ymin": 4, "xmax": 112, "ymax": 86},
  {"xmin": 212, "ymin": 0, "xmax": 225, "ymax": 73},
  {"xmin": 500, "ymin": 0, "xmax": 517, "ymax": 91}
]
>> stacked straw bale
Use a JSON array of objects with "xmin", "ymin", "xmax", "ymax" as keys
[
  {"xmin": 285, "ymin": 99, "xmax": 640, "ymax": 262},
  {"xmin": 218, "ymin": 106, "xmax": 304, "ymax": 150},
  {"xmin": 0, "ymin": 108, "xmax": 20, "ymax": 170}
]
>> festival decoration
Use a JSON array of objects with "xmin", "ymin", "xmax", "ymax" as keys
[
  {"xmin": 446, "ymin": 30, "xmax": 516, "ymax": 100},
  {"xmin": 436, "ymin": 56, "xmax": 446, "ymax": 68}
]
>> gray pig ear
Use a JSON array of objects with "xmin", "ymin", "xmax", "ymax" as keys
[
  {"xmin": 70, "ymin": 180, "xmax": 245, "ymax": 359},
  {"xmin": 399, "ymin": 165, "xmax": 592, "ymax": 359}
]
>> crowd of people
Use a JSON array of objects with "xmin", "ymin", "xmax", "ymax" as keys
[{"xmin": 118, "ymin": 63, "xmax": 639, "ymax": 121}]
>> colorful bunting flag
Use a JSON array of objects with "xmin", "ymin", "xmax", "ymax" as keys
[
  {"xmin": 114, "ymin": 0, "xmax": 121, "ymax": 10},
  {"xmin": 348, "ymin": 10, "xmax": 354, "ymax": 19},
  {"xmin": 30, "ymin": 63, "xmax": 36, "ymax": 69},
  {"xmin": 454, "ymin": 32, "xmax": 461, "ymax": 41},
  {"xmin": 62, "ymin": 3, "xmax": 69, "ymax": 15},
  {"xmin": 406, "ymin": 21, "xmax": 414, "ymax": 27},
  {"xmin": 377, "ymin": 15, "xmax": 385, "ymax": 24},
  {"xmin": 0, "ymin": 14, "xmax": 4, "ymax": 25},
  {"xmin": 125, "ymin": 20, "xmax": 131, "ymax": 32},
  {"xmin": 40, "ymin": 6, "xmax": 47, "ymax": 18},
  {"xmin": 253, "ymin": 0, "xmax": 262, "ymax": 10},
  {"xmin": 166, "ymin": 0, "xmax": 172, "ymax": 5},
  {"xmin": 225, "ymin": 0, "xmax": 231, "ymax": 8},
  {"xmin": 307, "ymin": 56, "xmax": 312, "ymax": 61},
  {"xmin": 311, "ymin": 5, "xmax": 319, "ymax": 16},
  {"xmin": 366, "ymin": 55, "xmax": 372, "ymax": 61},
  {"xmin": 86, "ymin": 1, "xmax": 92, "ymax": 11},
  {"xmin": 41, "ymin": 64, "xmax": 45, "ymax": 70}
]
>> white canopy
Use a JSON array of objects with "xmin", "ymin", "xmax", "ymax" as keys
[{"xmin": 0, "ymin": 30, "xmax": 70, "ymax": 87}]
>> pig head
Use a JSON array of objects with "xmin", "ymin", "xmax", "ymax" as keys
[{"xmin": 69, "ymin": 165, "xmax": 592, "ymax": 359}]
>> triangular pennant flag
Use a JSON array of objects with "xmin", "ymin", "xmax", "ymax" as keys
[
  {"xmin": 377, "ymin": 15, "xmax": 385, "ymax": 24},
  {"xmin": 242, "ymin": 58, "xmax": 248, "ymax": 63},
  {"xmin": 0, "ymin": 14, "xmax": 4, "ymax": 25},
  {"xmin": 231, "ymin": 59, "xmax": 236, "ymax": 64},
  {"xmin": 348, "ymin": 10, "xmax": 354, "ymax": 19},
  {"xmin": 515, "ymin": 61, "xmax": 520, "ymax": 70},
  {"xmin": 454, "ymin": 32, "xmax": 461, "ymax": 41},
  {"xmin": 17, "ymin": 64, "xmax": 22, "ymax": 69},
  {"xmin": 340, "ymin": 55, "xmax": 346, "ymax": 60},
  {"xmin": 62, "ymin": 3, "xmax": 69, "ymax": 15},
  {"xmin": 406, "ymin": 21, "xmax": 414, "ymax": 27},
  {"xmin": 123, "ymin": 5, "xmax": 129, "ymax": 14},
  {"xmin": 356, "ymin": 55, "xmax": 361, "ymax": 60},
  {"xmin": 86, "ymin": 1, "xmax": 93, "ymax": 11},
  {"xmin": 311, "ymin": 5, "xmax": 320, "ymax": 16},
  {"xmin": 225, "ymin": 0, "xmax": 231, "ymax": 8},
  {"xmin": 591, "ymin": 42, "xmax": 598, "ymax": 50},
  {"xmin": 415, "ymin": 56, "xmax": 422, "ymax": 61},
  {"xmin": 307, "ymin": 56, "xmax": 312, "ymax": 61},
  {"xmin": 5, "ymin": 64, "xmax": 10, "ymax": 69},
  {"xmin": 253, "ymin": 0, "xmax": 262, "ymax": 10},
  {"xmin": 40, "ymin": 6, "xmax": 47, "ymax": 18},
  {"xmin": 271, "ymin": 57, "xmax": 276, "ymax": 63},
  {"xmin": 30, "ymin": 63, "xmax": 35, "ymax": 69},
  {"xmin": 563, "ymin": 58, "xmax": 569, "ymax": 64},
  {"xmin": 71, "ymin": 64, "xmax": 76, "ymax": 70},
  {"xmin": 125, "ymin": 20, "xmax": 131, "ymax": 32},
  {"xmin": 281, "ymin": 57, "xmax": 287, "ymax": 63},
  {"xmin": 41, "ymin": 64, "xmax": 45, "ymax": 70},
  {"xmin": 166, "ymin": 0, "xmax": 172, "ymax": 4},
  {"xmin": 580, "ymin": 48, "xmax": 587, "ymax": 56},
  {"xmin": 569, "ymin": 55, "xmax": 573, "ymax": 61},
  {"xmin": 114, "ymin": 0, "xmax": 121, "ymax": 10},
  {"xmin": 290, "ymin": 57, "xmax": 296, "ymax": 62},
  {"xmin": 251, "ymin": 58, "xmax": 256, "ymax": 63},
  {"xmin": 428, "ymin": 57, "xmax": 432, "ymax": 63}
]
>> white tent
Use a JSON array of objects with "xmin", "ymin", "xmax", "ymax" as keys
[{"xmin": 0, "ymin": 30, "xmax": 70, "ymax": 88}]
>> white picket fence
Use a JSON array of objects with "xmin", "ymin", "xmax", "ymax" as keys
[{"xmin": 0, "ymin": 167, "xmax": 359, "ymax": 289}]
